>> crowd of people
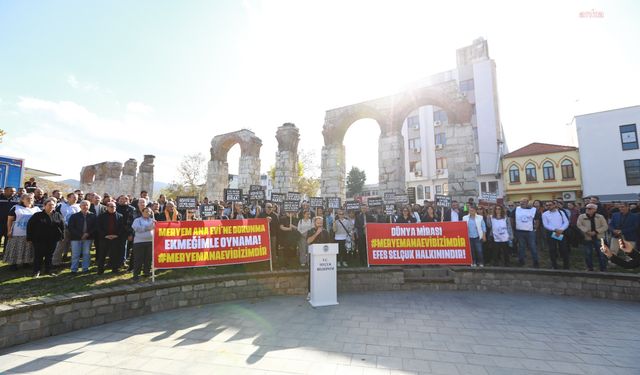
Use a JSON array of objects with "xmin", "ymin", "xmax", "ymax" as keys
[{"xmin": 1, "ymin": 181, "xmax": 639, "ymax": 279}]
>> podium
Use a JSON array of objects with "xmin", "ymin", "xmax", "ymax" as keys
[{"xmin": 308, "ymin": 243, "xmax": 338, "ymax": 307}]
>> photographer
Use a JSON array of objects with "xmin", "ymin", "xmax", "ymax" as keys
[
  {"xmin": 601, "ymin": 238, "xmax": 640, "ymax": 269},
  {"xmin": 608, "ymin": 202, "xmax": 639, "ymax": 255}
]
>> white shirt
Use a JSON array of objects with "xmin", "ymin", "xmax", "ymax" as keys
[
  {"xmin": 60, "ymin": 202, "xmax": 80, "ymax": 225},
  {"xmin": 11, "ymin": 205, "xmax": 41, "ymax": 237},
  {"xmin": 451, "ymin": 210, "xmax": 460, "ymax": 222},
  {"xmin": 491, "ymin": 217, "xmax": 510, "ymax": 242},
  {"xmin": 515, "ymin": 207, "xmax": 536, "ymax": 231},
  {"xmin": 542, "ymin": 209, "xmax": 569, "ymax": 232}
]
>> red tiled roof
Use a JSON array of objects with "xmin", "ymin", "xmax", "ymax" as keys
[{"xmin": 504, "ymin": 143, "xmax": 578, "ymax": 158}]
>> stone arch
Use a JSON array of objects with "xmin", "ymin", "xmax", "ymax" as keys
[
  {"xmin": 321, "ymin": 82, "xmax": 473, "ymax": 201},
  {"xmin": 206, "ymin": 129, "xmax": 262, "ymax": 200},
  {"xmin": 273, "ymin": 123, "xmax": 300, "ymax": 194},
  {"xmin": 80, "ymin": 165, "xmax": 96, "ymax": 185}
]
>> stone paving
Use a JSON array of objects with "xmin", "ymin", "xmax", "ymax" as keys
[{"xmin": 1, "ymin": 291, "xmax": 639, "ymax": 375}]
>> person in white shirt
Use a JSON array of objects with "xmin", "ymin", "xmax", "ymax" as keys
[
  {"xmin": 542, "ymin": 200, "xmax": 570, "ymax": 269},
  {"xmin": 513, "ymin": 198, "xmax": 540, "ymax": 268},
  {"xmin": 333, "ymin": 209, "xmax": 354, "ymax": 267},
  {"xmin": 296, "ymin": 210, "xmax": 314, "ymax": 266},
  {"xmin": 52, "ymin": 192, "xmax": 81, "ymax": 266}
]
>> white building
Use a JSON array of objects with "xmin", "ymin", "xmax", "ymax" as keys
[
  {"xmin": 402, "ymin": 38, "xmax": 506, "ymax": 203},
  {"xmin": 575, "ymin": 105, "xmax": 640, "ymax": 202}
]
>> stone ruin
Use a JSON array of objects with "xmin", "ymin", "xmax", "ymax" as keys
[
  {"xmin": 80, "ymin": 155, "xmax": 155, "ymax": 197},
  {"xmin": 321, "ymin": 81, "xmax": 474, "ymax": 202},
  {"xmin": 273, "ymin": 123, "xmax": 300, "ymax": 194}
]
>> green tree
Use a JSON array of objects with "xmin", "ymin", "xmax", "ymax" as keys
[
  {"xmin": 346, "ymin": 167, "xmax": 366, "ymax": 198},
  {"xmin": 160, "ymin": 153, "xmax": 207, "ymax": 200}
]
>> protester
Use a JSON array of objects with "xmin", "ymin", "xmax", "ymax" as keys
[
  {"xmin": 542, "ymin": 200, "xmax": 570, "ymax": 269},
  {"xmin": 421, "ymin": 205, "xmax": 439, "ymax": 222},
  {"xmin": 24, "ymin": 177, "xmax": 37, "ymax": 193},
  {"xmin": 0, "ymin": 187, "xmax": 20, "ymax": 249},
  {"xmin": 27, "ymin": 198, "xmax": 65, "ymax": 277},
  {"xmin": 278, "ymin": 211, "xmax": 299, "ymax": 268},
  {"xmin": 157, "ymin": 201, "xmax": 182, "ymax": 221},
  {"xmin": 576, "ymin": 203, "xmax": 608, "ymax": 271},
  {"xmin": 512, "ymin": 198, "xmax": 540, "ymax": 268},
  {"xmin": 52, "ymin": 192, "xmax": 80, "ymax": 266},
  {"xmin": 463, "ymin": 206, "xmax": 486, "ymax": 267},
  {"xmin": 333, "ymin": 209, "xmax": 353, "ymax": 267},
  {"xmin": 3, "ymin": 193, "xmax": 40, "ymax": 270},
  {"xmin": 67, "ymin": 200, "xmax": 96, "ymax": 274},
  {"xmin": 489, "ymin": 205, "xmax": 513, "ymax": 266},
  {"xmin": 258, "ymin": 203, "xmax": 279, "ymax": 264},
  {"xmin": 131, "ymin": 207, "xmax": 155, "ymax": 280},
  {"xmin": 296, "ymin": 210, "xmax": 313, "ymax": 266},
  {"xmin": 354, "ymin": 205, "xmax": 376, "ymax": 266},
  {"xmin": 97, "ymin": 201, "xmax": 126, "ymax": 274},
  {"xmin": 306, "ymin": 216, "xmax": 332, "ymax": 245},
  {"xmin": 608, "ymin": 202, "xmax": 639, "ymax": 255},
  {"xmin": 443, "ymin": 200, "xmax": 462, "ymax": 221}
]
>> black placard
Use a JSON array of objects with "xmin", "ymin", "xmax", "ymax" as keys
[
  {"xmin": 199, "ymin": 204, "xmax": 216, "ymax": 218},
  {"xmin": 287, "ymin": 191, "xmax": 301, "ymax": 201},
  {"xmin": 224, "ymin": 188, "xmax": 243, "ymax": 202},
  {"xmin": 176, "ymin": 196, "xmax": 197, "ymax": 210},
  {"xmin": 407, "ymin": 187, "xmax": 416, "ymax": 205},
  {"xmin": 270, "ymin": 192, "xmax": 286, "ymax": 203},
  {"xmin": 283, "ymin": 200, "xmax": 300, "ymax": 213},
  {"xmin": 250, "ymin": 184, "xmax": 263, "ymax": 192},
  {"xmin": 326, "ymin": 197, "xmax": 342, "ymax": 209},
  {"xmin": 345, "ymin": 201, "xmax": 361, "ymax": 211},
  {"xmin": 395, "ymin": 194, "xmax": 410, "ymax": 205},
  {"xmin": 435, "ymin": 194, "xmax": 451, "ymax": 208},
  {"xmin": 309, "ymin": 197, "xmax": 324, "ymax": 208},
  {"xmin": 367, "ymin": 197, "xmax": 383, "ymax": 207},
  {"xmin": 249, "ymin": 190, "xmax": 265, "ymax": 201},
  {"xmin": 383, "ymin": 192, "xmax": 395, "ymax": 203},
  {"xmin": 384, "ymin": 204, "xmax": 395, "ymax": 215}
]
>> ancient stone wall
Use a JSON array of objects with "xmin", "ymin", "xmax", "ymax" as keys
[
  {"xmin": 79, "ymin": 155, "xmax": 155, "ymax": 197},
  {"xmin": 273, "ymin": 123, "xmax": 300, "ymax": 194}
]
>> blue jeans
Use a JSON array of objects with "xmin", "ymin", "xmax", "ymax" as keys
[
  {"xmin": 71, "ymin": 240, "xmax": 92, "ymax": 272},
  {"xmin": 583, "ymin": 238, "xmax": 607, "ymax": 271},
  {"xmin": 469, "ymin": 237, "xmax": 484, "ymax": 265},
  {"xmin": 515, "ymin": 230, "xmax": 539, "ymax": 267}
]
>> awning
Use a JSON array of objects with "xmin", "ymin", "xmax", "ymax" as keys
[
  {"xmin": 596, "ymin": 193, "xmax": 640, "ymax": 203},
  {"xmin": 25, "ymin": 167, "xmax": 61, "ymax": 178}
]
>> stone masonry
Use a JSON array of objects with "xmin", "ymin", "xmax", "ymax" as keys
[
  {"xmin": 79, "ymin": 155, "xmax": 155, "ymax": 197},
  {"xmin": 273, "ymin": 123, "xmax": 300, "ymax": 194},
  {"xmin": 206, "ymin": 130, "xmax": 262, "ymax": 200}
]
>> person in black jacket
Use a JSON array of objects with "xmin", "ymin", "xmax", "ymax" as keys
[
  {"xmin": 601, "ymin": 238, "xmax": 640, "ymax": 269},
  {"xmin": 27, "ymin": 198, "xmax": 65, "ymax": 277},
  {"xmin": 354, "ymin": 205, "xmax": 376, "ymax": 266},
  {"xmin": 116, "ymin": 195, "xmax": 136, "ymax": 270},
  {"xmin": 97, "ymin": 201, "xmax": 127, "ymax": 274},
  {"xmin": 68, "ymin": 200, "xmax": 97, "ymax": 273},
  {"xmin": 396, "ymin": 206, "xmax": 417, "ymax": 223}
]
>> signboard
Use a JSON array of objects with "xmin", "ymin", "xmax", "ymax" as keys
[
  {"xmin": 435, "ymin": 194, "xmax": 451, "ymax": 208},
  {"xmin": 224, "ymin": 188, "xmax": 243, "ymax": 202},
  {"xmin": 407, "ymin": 187, "xmax": 416, "ymax": 205},
  {"xmin": 384, "ymin": 204, "xmax": 395, "ymax": 216},
  {"xmin": 249, "ymin": 189, "xmax": 266, "ymax": 201},
  {"xmin": 283, "ymin": 200, "xmax": 300, "ymax": 213},
  {"xmin": 367, "ymin": 197, "xmax": 383, "ymax": 207},
  {"xmin": 366, "ymin": 222, "xmax": 472, "ymax": 266},
  {"xmin": 383, "ymin": 192, "xmax": 396, "ymax": 203},
  {"xmin": 481, "ymin": 192, "xmax": 498, "ymax": 203},
  {"xmin": 345, "ymin": 201, "xmax": 361, "ymax": 211},
  {"xmin": 250, "ymin": 184, "xmax": 263, "ymax": 192},
  {"xmin": 176, "ymin": 196, "xmax": 197, "ymax": 210},
  {"xmin": 0, "ymin": 155, "xmax": 25, "ymax": 189},
  {"xmin": 395, "ymin": 194, "xmax": 410, "ymax": 205},
  {"xmin": 270, "ymin": 192, "xmax": 286, "ymax": 203},
  {"xmin": 153, "ymin": 219, "xmax": 271, "ymax": 269},
  {"xmin": 287, "ymin": 191, "xmax": 302, "ymax": 201},
  {"xmin": 326, "ymin": 197, "xmax": 342, "ymax": 209},
  {"xmin": 199, "ymin": 204, "xmax": 217, "ymax": 218},
  {"xmin": 309, "ymin": 197, "xmax": 324, "ymax": 208}
]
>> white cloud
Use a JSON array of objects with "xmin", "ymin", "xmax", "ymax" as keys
[
  {"xmin": 67, "ymin": 74, "xmax": 100, "ymax": 92},
  {"xmin": 126, "ymin": 101, "xmax": 154, "ymax": 114}
]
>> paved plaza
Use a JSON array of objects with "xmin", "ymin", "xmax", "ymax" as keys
[{"xmin": 1, "ymin": 291, "xmax": 639, "ymax": 375}]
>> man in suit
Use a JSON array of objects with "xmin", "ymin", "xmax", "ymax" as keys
[
  {"xmin": 443, "ymin": 200, "xmax": 463, "ymax": 222},
  {"xmin": 97, "ymin": 201, "xmax": 126, "ymax": 274},
  {"xmin": 354, "ymin": 205, "xmax": 376, "ymax": 266}
]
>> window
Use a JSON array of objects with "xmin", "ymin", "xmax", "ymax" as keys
[
  {"xmin": 624, "ymin": 159, "xmax": 640, "ymax": 185},
  {"xmin": 542, "ymin": 161, "xmax": 555, "ymax": 180},
  {"xmin": 509, "ymin": 165, "xmax": 520, "ymax": 183},
  {"xmin": 620, "ymin": 124, "xmax": 638, "ymax": 150},
  {"xmin": 436, "ymin": 185, "xmax": 442, "ymax": 194},
  {"xmin": 561, "ymin": 159, "xmax": 575, "ymax": 179},
  {"xmin": 407, "ymin": 116, "xmax": 420, "ymax": 129},
  {"xmin": 488, "ymin": 181, "xmax": 498, "ymax": 193},
  {"xmin": 425, "ymin": 186, "xmax": 431, "ymax": 200},
  {"xmin": 408, "ymin": 137, "xmax": 421, "ymax": 150},
  {"xmin": 433, "ymin": 110, "xmax": 448, "ymax": 123},
  {"xmin": 436, "ymin": 157, "xmax": 448, "ymax": 169},
  {"xmin": 417, "ymin": 185, "xmax": 424, "ymax": 200},
  {"xmin": 443, "ymin": 183, "xmax": 449, "ymax": 195},
  {"xmin": 434, "ymin": 133, "xmax": 446, "ymax": 145},
  {"xmin": 409, "ymin": 161, "xmax": 418, "ymax": 172},
  {"xmin": 459, "ymin": 79, "xmax": 474, "ymax": 92},
  {"xmin": 525, "ymin": 163, "xmax": 537, "ymax": 182}
]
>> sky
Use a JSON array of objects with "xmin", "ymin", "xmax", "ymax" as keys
[{"xmin": 1, "ymin": 0, "xmax": 638, "ymax": 186}]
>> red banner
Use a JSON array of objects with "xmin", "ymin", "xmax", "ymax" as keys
[
  {"xmin": 153, "ymin": 219, "xmax": 271, "ymax": 269},
  {"xmin": 366, "ymin": 222, "xmax": 472, "ymax": 265}
]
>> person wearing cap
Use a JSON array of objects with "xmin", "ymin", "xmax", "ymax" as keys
[{"xmin": 577, "ymin": 203, "xmax": 609, "ymax": 271}]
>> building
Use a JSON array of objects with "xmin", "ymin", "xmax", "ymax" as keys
[
  {"xmin": 402, "ymin": 38, "xmax": 506, "ymax": 203},
  {"xmin": 502, "ymin": 143, "xmax": 581, "ymax": 202},
  {"xmin": 575, "ymin": 105, "xmax": 640, "ymax": 202}
]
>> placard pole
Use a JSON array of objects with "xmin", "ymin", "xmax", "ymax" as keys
[{"xmin": 151, "ymin": 231, "xmax": 156, "ymax": 283}]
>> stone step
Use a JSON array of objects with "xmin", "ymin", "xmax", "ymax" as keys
[{"xmin": 403, "ymin": 267, "xmax": 454, "ymax": 282}]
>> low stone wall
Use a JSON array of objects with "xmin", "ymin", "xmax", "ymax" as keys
[{"xmin": 0, "ymin": 267, "xmax": 638, "ymax": 351}]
